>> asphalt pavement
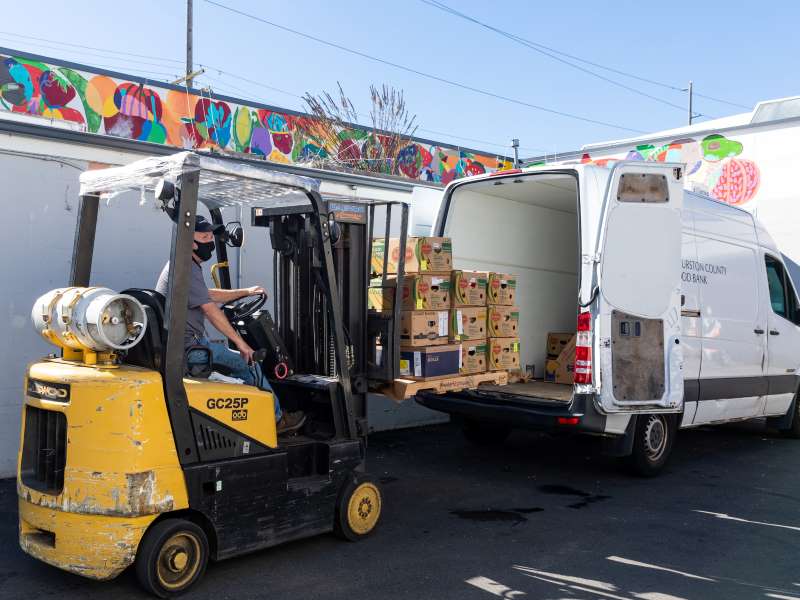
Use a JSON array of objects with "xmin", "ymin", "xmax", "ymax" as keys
[{"xmin": 2, "ymin": 419, "xmax": 799, "ymax": 599}]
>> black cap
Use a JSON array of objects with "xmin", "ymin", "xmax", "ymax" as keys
[{"xmin": 195, "ymin": 215, "xmax": 224, "ymax": 234}]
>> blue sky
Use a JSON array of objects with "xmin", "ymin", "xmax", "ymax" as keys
[{"xmin": 2, "ymin": 0, "xmax": 797, "ymax": 158}]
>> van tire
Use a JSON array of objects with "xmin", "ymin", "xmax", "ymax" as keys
[
  {"xmin": 778, "ymin": 397, "xmax": 800, "ymax": 438},
  {"xmin": 462, "ymin": 419, "xmax": 511, "ymax": 446},
  {"xmin": 627, "ymin": 414, "xmax": 676, "ymax": 477}
]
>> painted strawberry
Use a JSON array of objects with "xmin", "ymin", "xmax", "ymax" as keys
[
  {"xmin": 39, "ymin": 70, "xmax": 75, "ymax": 109},
  {"xmin": 396, "ymin": 144, "xmax": 421, "ymax": 179},
  {"xmin": 337, "ymin": 138, "xmax": 361, "ymax": 163},
  {"xmin": 272, "ymin": 132, "xmax": 293, "ymax": 154}
]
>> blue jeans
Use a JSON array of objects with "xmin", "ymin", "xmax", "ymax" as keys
[{"xmin": 188, "ymin": 338, "xmax": 281, "ymax": 421}]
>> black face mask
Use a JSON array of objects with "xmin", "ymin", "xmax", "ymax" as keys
[{"xmin": 194, "ymin": 240, "xmax": 215, "ymax": 262}]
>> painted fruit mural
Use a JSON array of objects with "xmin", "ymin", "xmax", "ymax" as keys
[
  {"xmin": 579, "ymin": 132, "xmax": 762, "ymax": 207},
  {"xmin": 0, "ymin": 51, "xmax": 511, "ymax": 184}
]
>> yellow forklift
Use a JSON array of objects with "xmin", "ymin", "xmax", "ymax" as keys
[{"xmin": 17, "ymin": 152, "xmax": 408, "ymax": 597}]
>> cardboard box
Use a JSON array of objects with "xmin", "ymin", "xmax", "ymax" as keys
[
  {"xmin": 547, "ymin": 332, "xmax": 574, "ymax": 359},
  {"xmin": 487, "ymin": 305, "xmax": 520, "ymax": 337},
  {"xmin": 369, "ymin": 274, "xmax": 450, "ymax": 311},
  {"xmin": 399, "ymin": 310, "xmax": 449, "ymax": 347},
  {"xmin": 487, "ymin": 272, "xmax": 517, "ymax": 305},
  {"xmin": 400, "ymin": 344, "xmax": 461, "ymax": 379},
  {"xmin": 368, "ymin": 277, "xmax": 396, "ymax": 311},
  {"xmin": 451, "ymin": 270, "xmax": 488, "ymax": 307},
  {"xmin": 488, "ymin": 337, "xmax": 520, "ymax": 371},
  {"xmin": 460, "ymin": 340, "xmax": 488, "ymax": 375},
  {"xmin": 371, "ymin": 237, "xmax": 452, "ymax": 274},
  {"xmin": 401, "ymin": 274, "xmax": 451, "ymax": 310},
  {"xmin": 545, "ymin": 334, "xmax": 576, "ymax": 384},
  {"xmin": 449, "ymin": 306, "xmax": 487, "ymax": 341}
]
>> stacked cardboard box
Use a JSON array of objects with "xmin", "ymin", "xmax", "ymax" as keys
[
  {"xmin": 372, "ymin": 238, "xmax": 522, "ymax": 383},
  {"xmin": 368, "ymin": 274, "xmax": 451, "ymax": 311},
  {"xmin": 486, "ymin": 272, "xmax": 520, "ymax": 372},
  {"xmin": 449, "ymin": 270, "xmax": 488, "ymax": 375},
  {"xmin": 373, "ymin": 237, "xmax": 460, "ymax": 381},
  {"xmin": 371, "ymin": 236, "xmax": 453, "ymax": 275},
  {"xmin": 545, "ymin": 332, "xmax": 576, "ymax": 384}
]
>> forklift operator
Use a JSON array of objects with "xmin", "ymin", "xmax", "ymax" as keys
[{"xmin": 156, "ymin": 215, "xmax": 305, "ymax": 434}]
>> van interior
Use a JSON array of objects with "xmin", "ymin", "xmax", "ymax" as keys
[{"xmin": 441, "ymin": 173, "xmax": 580, "ymax": 403}]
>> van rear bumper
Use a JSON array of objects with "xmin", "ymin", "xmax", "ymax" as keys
[{"xmin": 415, "ymin": 390, "xmax": 607, "ymax": 434}]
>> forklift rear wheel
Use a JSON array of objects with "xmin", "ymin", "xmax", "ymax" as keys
[
  {"xmin": 462, "ymin": 419, "xmax": 511, "ymax": 446},
  {"xmin": 135, "ymin": 518, "xmax": 209, "ymax": 598},
  {"xmin": 335, "ymin": 476, "xmax": 382, "ymax": 541}
]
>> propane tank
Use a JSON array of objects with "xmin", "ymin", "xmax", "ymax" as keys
[{"xmin": 32, "ymin": 287, "xmax": 147, "ymax": 352}]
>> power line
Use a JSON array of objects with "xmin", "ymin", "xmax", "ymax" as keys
[
  {"xmin": 203, "ymin": 0, "xmax": 646, "ymax": 134},
  {"xmin": 198, "ymin": 63, "xmax": 306, "ymax": 102},
  {"xmin": 419, "ymin": 0, "xmax": 701, "ymax": 116},
  {"xmin": 0, "ymin": 37, "xmax": 183, "ymax": 75},
  {"xmin": 0, "ymin": 41, "xmax": 180, "ymax": 80},
  {"xmin": 0, "ymin": 31, "xmax": 184, "ymax": 65},
  {"xmin": 199, "ymin": 65, "xmax": 548, "ymax": 152},
  {"xmin": 420, "ymin": 0, "xmax": 750, "ymax": 112},
  {"xmin": 0, "ymin": 32, "xmax": 545, "ymax": 153}
]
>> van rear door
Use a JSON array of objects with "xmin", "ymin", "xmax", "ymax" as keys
[{"xmin": 595, "ymin": 164, "xmax": 684, "ymax": 412}]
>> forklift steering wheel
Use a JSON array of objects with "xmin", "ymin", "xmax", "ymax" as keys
[{"xmin": 226, "ymin": 292, "xmax": 266, "ymax": 321}]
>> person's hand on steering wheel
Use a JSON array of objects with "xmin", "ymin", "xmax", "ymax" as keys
[{"xmin": 245, "ymin": 285, "xmax": 267, "ymax": 298}]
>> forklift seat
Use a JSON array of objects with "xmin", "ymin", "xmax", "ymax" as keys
[{"xmin": 121, "ymin": 289, "xmax": 166, "ymax": 371}]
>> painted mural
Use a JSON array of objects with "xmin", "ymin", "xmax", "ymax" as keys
[
  {"xmin": 574, "ymin": 133, "xmax": 761, "ymax": 206},
  {"xmin": 0, "ymin": 52, "xmax": 511, "ymax": 184}
]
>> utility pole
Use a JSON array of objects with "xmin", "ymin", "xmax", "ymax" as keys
[
  {"xmin": 512, "ymin": 138, "xmax": 520, "ymax": 168},
  {"xmin": 688, "ymin": 80, "xmax": 693, "ymax": 126},
  {"xmin": 173, "ymin": 0, "xmax": 203, "ymax": 86},
  {"xmin": 186, "ymin": 0, "xmax": 194, "ymax": 84}
]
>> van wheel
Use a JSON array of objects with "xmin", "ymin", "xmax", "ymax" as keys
[
  {"xmin": 627, "ymin": 414, "xmax": 676, "ymax": 477},
  {"xmin": 334, "ymin": 475, "xmax": 382, "ymax": 542},
  {"xmin": 135, "ymin": 519, "xmax": 209, "ymax": 598},
  {"xmin": 778, "ymin": 398, "xmax": 800, "ymax": 438},
  {"xmin": 462, "ymin": 419, "xmax": 511, "ymax": 446}
]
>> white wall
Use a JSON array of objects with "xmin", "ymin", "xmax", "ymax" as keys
[{"xmin": 1, "ymin": 154, "xmax": 87, "ymax": 477}]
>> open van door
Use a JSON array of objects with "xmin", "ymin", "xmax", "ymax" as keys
[{"xmin": 596, "ymin": 164, "xmax": 684, "ymax": 412}]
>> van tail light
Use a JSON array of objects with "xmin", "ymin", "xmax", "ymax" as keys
[{"xmin": 574, "ymin": 309, "xmax": 592, "ymax": 384}]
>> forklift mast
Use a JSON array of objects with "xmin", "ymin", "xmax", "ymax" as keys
[{"xmin": 249, "ymin": 198, "xmax": 408, "ymax": 438}]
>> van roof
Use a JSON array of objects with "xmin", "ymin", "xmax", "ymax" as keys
[{"xmin": 444, "ymin": 160, "xmax": 684, "ymax": 189}]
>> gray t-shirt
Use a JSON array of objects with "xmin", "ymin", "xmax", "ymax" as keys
[{"xmin": 155, "ymin": 261, "xmax": 211, "ymax": 348}]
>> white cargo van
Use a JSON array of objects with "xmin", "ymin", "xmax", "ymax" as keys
[{"xmin": 416, "ymin": 161, "xmax": 800, "ymax": 475}]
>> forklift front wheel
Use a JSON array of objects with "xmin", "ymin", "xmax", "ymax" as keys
[
  {"xmin": 135, "ymin": 518, "xmax": 210, "ymax": 598},
  {"xmin": 335, "ymin": 476, "xmax": 383, "ymax": 542}
]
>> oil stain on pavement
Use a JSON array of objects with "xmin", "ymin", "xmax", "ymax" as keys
[
  {"xmin": 538, "ymin": 484, "xmax": 611, "ymax": 509},
  {"xmin": 450, "ymin": 507, "xmax": 544, "ymax": 524}
]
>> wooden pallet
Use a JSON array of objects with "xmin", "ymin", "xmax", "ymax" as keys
[{"xmin": 383, "ymin": 370, "xmax": 509, "ymax": 402}]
